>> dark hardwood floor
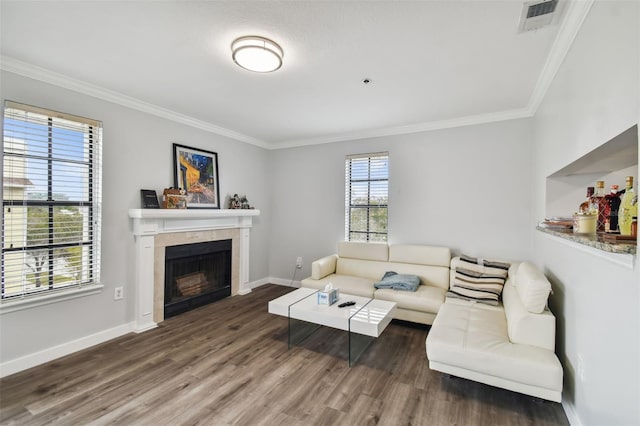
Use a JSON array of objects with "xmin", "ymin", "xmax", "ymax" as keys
[{"xmin": 0, "ymin": 284, "xmax": 569, "ymax": 425}]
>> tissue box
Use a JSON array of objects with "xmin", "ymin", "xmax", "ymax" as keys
[{"xmin": 317, "ymin": 288, "xmax": 339, "ymax": 305}]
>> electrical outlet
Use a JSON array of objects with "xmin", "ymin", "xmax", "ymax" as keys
[
  {"xmin": 577, "ymin": 353, "xmax": 585, "ymax": 382},
  {"xmin": 296, "ymin": 256, "xmax": 302, "ymax": 269},
  {"xmin": 114, "ymin": 286, "xmax": 124, "ymax": 300}
]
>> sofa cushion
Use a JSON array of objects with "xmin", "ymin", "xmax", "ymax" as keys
[
  {"xmin": 337, "ymin": 258, "xmax": 391, "ymax": 281},
  {"xmin": 389, "ymin": 244, "xmax": 451, "ymax": 267},
  {"xmin": 444, "ymin": 295, "xmax": 503, "ymax": 311},
  {"xmin": 374, "ymin": 271, "xmax": 420, "ymax": 291},
  {"xmin": 514, "ymin": 262, "xmax": 551, "ymax": 314},
  {"xmin": 426, "ymin": 302, "xmax": 562, "ymax": 393},
  {"xmin": 375, "ymin": 285, "xmax": 445, "ymax": 313},
  {"xmin": 338, "ymin": 241, "xmax": 388, "ymax": 261}
]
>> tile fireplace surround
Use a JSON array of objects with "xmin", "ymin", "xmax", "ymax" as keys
[{"xmin": 128, "ymin": 209, "xmax": 260, "ymax": 332}]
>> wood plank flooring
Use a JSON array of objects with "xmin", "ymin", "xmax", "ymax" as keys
[{"xmin": 0, "ymin": 284, "xmax": 569, "ymax": 425}]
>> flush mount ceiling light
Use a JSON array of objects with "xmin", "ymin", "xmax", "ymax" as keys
[{"xmin": 231, "ymin": 36, "xmax": 283, "ymax": 73}]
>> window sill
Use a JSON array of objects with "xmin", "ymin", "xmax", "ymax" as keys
[
  {"xmin": 536, "ymin": 227, "xmax": 636, "ymax": 269},
  {"xmin": 0, "ymin": 284, "xmax": 104, "ymax": 314}
]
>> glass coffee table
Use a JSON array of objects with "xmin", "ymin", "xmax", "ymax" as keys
[{"xmin": 268, "ymin": 287, "xmax": 397, "ymax": 366}]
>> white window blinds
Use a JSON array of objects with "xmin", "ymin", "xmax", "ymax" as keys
[
  {"xmin": 2, "ymin": 101, "xmax": 102, "ymax": 301},
  {"xmin": 345, "ymin": 152, "xmax": 389, "ymax": 242}
]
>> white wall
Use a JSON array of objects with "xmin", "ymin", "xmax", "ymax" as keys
[
  {"xmin": 268, "ymin": 118, "xmax": 534, "ymax": 280},
  {"xmin": 532, "ymin": 1, "xmax": 639, "ymax": 425},
  {"xmin": 0, "ymin": 71, "xmax": 271, "ymax": 365}
]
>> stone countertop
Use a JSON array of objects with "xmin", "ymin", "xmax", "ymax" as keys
[{"xmin": 536, "ymin": 226, "xmax": 637, "ymax": 255}]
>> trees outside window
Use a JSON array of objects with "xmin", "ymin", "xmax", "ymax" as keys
[
  {"xmin": 345, "ymin": 153, "xmax": 388, "ymax": 242},
  {"xmin": 2, "ymin": 102, "xmax": 102, "ymax": 300}
]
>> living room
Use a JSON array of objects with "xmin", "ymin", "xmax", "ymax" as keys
[{"xmin": 0, "ymin": 1, "xmax": 638, "ymax": 425}]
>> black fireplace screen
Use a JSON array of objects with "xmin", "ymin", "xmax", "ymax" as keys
[{"xmin": 164, "ymin": 239, "xmax": 231, "ymax": 318}]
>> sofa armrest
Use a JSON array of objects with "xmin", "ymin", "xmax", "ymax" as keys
[
  {"xmin": 312, "ymin": 254, "xmax": 338, "ymax": 280},
  {"xmin": 503, "ymin": 282, "xmax": 556, "ymax": 351}
]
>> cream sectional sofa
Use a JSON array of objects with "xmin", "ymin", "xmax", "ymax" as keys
[
  {"xmin": 300, "ymin": 241, "xmax": 451, "ymax": 325},
  {"xmin": 301, "ymin": 242, "xmax": 563, "ymax": 402}
]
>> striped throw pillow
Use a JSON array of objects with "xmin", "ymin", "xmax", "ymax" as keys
[
  {"xmin": 448, "ymin": 255, "xmax": 510, "ymax": 305},
  {"xmin": 459, "ymin": 254, "xmax": 510, "ymax": 273}
]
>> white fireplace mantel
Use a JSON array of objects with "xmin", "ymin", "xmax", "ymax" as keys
[
  {"xmin": 128, "ymin": 209, "xmax": 260, "ymax": 333},
  {"xmin": 129, "ymin": 208, "xmax": 260, "ymax": 236}
]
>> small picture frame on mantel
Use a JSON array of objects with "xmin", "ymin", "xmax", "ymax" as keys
[{"xmin": 140, "ymin": 189, "xmax": 160, "ymax": 209}]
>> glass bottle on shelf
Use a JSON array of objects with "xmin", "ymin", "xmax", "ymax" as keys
[
  {"xmin": 618, "ymin": 176, "xmax": 636, "ymax": 236},
  {"xmin": 574, "ymin": 187, "xmax": 597, "ymax": 234},
  {"xmin": 592, "ymin": 181, "xmax": 607, "ymax": 231},
  {"xmin": 579, "ymin": 187, "xmax": 596, "ymax": 214},
  {"xmin": 605, "ymin": 185, "xmax": 621, "ymax": 232}
]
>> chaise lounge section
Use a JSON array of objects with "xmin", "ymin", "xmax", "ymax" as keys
[{"xmin": 426, "ymin": 258, "xmax": 563, "ymax": 402}]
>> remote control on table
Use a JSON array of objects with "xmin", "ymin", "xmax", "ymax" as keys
[{"xmin": 338, "ymin": 301, "xmax": 356, "ymax": 308}]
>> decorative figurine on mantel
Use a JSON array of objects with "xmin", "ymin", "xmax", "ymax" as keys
[
  {"xmin": 229, "ymin": 194, "xmax": 241, "ymax": 209},
  {"xmin": 239, "ymin": 195, "xmax": 251, "ymax": 209},
  {"xmin": 228, "ymin": 193, "xmax": 254, "ymax": 209},
  {"xmin": 163, "ymin": 187, "xmax": 187, "ymax": 209}
]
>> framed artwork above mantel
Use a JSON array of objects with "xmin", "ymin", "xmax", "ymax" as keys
[{"xmin": 173, "ymin": 143, "xmax": 221, "ymax": 209}]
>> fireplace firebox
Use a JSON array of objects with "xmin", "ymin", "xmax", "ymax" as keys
[{"xmin": 164, "ymin": 239, "xmax": 232, "ymax": 318}]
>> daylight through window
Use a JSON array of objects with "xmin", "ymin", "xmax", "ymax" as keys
[
  {"xmin": 2, "ymin": 101, "xmax": 102, "ymax": 301},
  {"xmin": 345, "ymin": 152, "xmax": 389, "ymax": 242}
]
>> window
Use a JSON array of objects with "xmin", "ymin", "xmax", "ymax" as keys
[
  {"xmin": 345, "ymin": 152, "xmax": 389, "ymax": 242},
  {"xmin": 2, "ymin": 101, "xmax": 102, "ymax": 302}
]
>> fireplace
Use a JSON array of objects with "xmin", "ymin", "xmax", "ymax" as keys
[
  {"xmin": 164, "ymin": 239, "xmax": 232, "ymax": 318},
  {"xmin": 129, "ymin": 208, "xmax": 258, "ymax": 332}
]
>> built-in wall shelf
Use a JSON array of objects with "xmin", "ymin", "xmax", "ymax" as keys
[
  {"xmin": 536, "ymin": 227, "xmax": 636, "ymax": 269},
  {"xmin": 549, "ymin": 126, "xmax": 637, "ymax": 177},
  {"xmin": 545, "ymin": 125, "xmax": 638, "ymax": 218},
  {"xmin": 541, "ymin": 124, "xmax": 638, "ymax": 269}
]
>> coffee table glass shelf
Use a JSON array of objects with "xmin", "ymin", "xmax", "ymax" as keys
[{"xmin": 268, "ymin": 287, "xmax": 396, "ymax": 366}]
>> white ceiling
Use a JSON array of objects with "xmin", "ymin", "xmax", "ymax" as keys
[{"xmin": 0, "ymin": 1, "xmax": 586, "ymax": 149}]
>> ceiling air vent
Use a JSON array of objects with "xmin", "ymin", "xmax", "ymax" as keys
[{"xmin": 518, "ymin": 0, "xmax": 560, "ymax": 33}]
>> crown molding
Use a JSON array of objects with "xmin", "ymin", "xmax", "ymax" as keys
[
  {"xmin": 527, "ymin": 0, "xmax": 595, "ymax": 114},
  {"xmin": 273, "ymin": 107, "xmax": 534, "ymax": 149},
  {"xmin": 275, "ymin": 0, "xmax": 594, "ymax": 150},
  {"xmin": 0, "ymin": 55, "xmax": 269, "ymax": 149},
  {"xmin": 1, "ymin": 0, "xmax": 592, "ymax": 151}
]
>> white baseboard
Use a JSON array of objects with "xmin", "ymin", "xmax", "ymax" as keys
[
  {"xmin": 240, "ymin": 278, "xmax": 269, "ymax": 295},
  {"xmin": 0, "ymin": 322, "xmax": 136, "ymax": 378},
  {"xmin": 1, "ymin": 278, "xmax": 300, "ymax": 378},
  {"xmin": 244, "ymin": 277, "xmax": 301, "ymax": 290},
  {"xmin": 266, "ymin": 277, "xmax": 301, "ymax": 287},
  {"xmin": 562, "ymin": 397, "xmax": 582, "ymax": 426}
]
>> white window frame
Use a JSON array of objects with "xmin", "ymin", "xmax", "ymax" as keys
[
  {"xmin": 1, "ymin": 101, "xmax": 103, "ymax": 311},
  {"xmin": 345, "ymin": 152, "xmax": 389, "ymax": 242}
]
